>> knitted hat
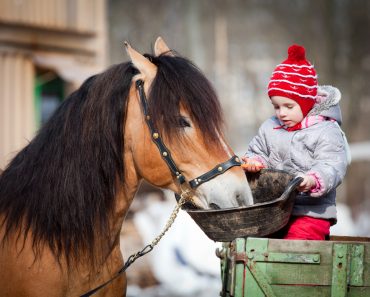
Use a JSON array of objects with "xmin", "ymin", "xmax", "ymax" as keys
[{"xmin": 268, "ymin": 45, "xmax": 318, "ymax": 117}]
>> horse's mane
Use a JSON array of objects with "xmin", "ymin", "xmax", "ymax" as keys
[{"xmin": 0, "ymin": 53, "xmax": 223, "ymax": 265}]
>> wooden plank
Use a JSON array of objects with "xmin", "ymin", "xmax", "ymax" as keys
[
  {"xmin": 272, "ymin": 285, "xmax": 331, "ymax": 296},
  {"xmin": 243, "ymin": 238, "xmax": 268, "ymax": 297},
  {"xmin": 267, "ymin": 262, "xmax": 333, "ymax": 285},
  {"xmin": 331, "ymin": 244, "xmax": 349, "ymax": 297},
  {"xmin": 265, "ymin": 238, "xmax": 333, "ymax": 285},
  {"xmin": 350, "ymin": 244, "xmax": 365, "ymax": 286},
  {"xmin": 264, "ymin": 238, "xmax": 370, "ymax": 286},
  {"xmin": 361, "ymin": 244, "xmax": 370, "ymax": 286},
  {"xmin": 246, "ymin": 262, "xmax": 277, "ymax": 297},
  {"xmin": 348, "ymin": 287, "xmax": 370, "ymax": 296},
  {"xmin": 272, "ymin": 285, "xmax": 370, "ymax": 296}
]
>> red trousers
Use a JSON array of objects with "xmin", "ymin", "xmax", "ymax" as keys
[{"xmin": 283, "ymin": 216, "xmax": 331, "ymax": 240}]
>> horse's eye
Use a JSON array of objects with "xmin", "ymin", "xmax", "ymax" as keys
[{"xmin": 178, "ymin": 117, "xmax": 191, "ymax": 128}]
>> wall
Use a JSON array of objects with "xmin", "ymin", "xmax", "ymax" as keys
[{"xmin": 0, "ymin": 0, "xmax": 107, "ymax": 168}]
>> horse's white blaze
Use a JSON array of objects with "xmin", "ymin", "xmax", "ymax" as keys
[
  {"xmin": 190, "ymin": 130, "xmax": 252, "ymax": 209},
  {"xmin": 196, "ymin": 170, "xmax": 254, "ymax": 209}
]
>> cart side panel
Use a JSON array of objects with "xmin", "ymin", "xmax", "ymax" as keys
[{"xmin": 221, "ymin": 236, "xmax": 370, "ymax": 297}]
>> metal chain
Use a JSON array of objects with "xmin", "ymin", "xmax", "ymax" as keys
[
  {"xmin": 80, "ymin": 189, "xmax": 193, "ymax": 297},
  {"xmin": 150, "ymin": 189, "xmax": 189, "ymax": 247},
  {"xmin": 122, "ymin": 188, "xmax": 192, "ymax": 270}
]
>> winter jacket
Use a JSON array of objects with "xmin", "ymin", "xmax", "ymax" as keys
[{"xmin": 247, "ymin": 86, "xmax": 349, "ymax": 222}]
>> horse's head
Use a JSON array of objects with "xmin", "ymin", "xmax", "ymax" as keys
[{"xmin": 124, "ymin": 37, "xmax": 253, "ymax": 210}]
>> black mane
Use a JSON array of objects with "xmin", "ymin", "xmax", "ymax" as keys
[{"xmin": 0, "ymin": 53, "xmax": 223, "ymax": 264}]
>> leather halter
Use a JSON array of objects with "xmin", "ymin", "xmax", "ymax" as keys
[{"xmin": 136, "ymin": 79, "xmax": 242, "ymax": 191}]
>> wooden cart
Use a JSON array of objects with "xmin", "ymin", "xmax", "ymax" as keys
[{"xmin": 218, "ymin": 236, "xmax": 370, "ymax": 297}]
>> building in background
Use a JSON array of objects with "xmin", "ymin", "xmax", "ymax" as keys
[{"xmin": 0, "ymin": 0, "xmax": 107, "ymax": 169}]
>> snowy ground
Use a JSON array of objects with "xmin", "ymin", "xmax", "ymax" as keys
[{"xmin": 125, "ymin": 190, "xmax": 222, "ymax": 297}]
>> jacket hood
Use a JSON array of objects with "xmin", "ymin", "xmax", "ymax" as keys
[{"xmin": 308, "ymin": 85, "xmax": 342, "ymax": 125}]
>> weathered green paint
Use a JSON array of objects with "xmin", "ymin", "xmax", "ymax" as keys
[
  {"xmin": 246, "ymin": 261, "xmax": 277, "ymax": 297},
  {"xmin": 243, "ymin": 238, "xmax": 320, "ymax": 297},
  {"xmin": 244, "ymin": 238, "xmax": 269, "ymax": 297},
  {"xmin": 220, "ymin": 237, "xmax": 370, "ymax": 297},
  {"xmin": 331, "ymin": 244, "xmax": 349, "ymax": 297},
  {"xmin": 251, "ymin": 251, "xmax": 321, "ymax": 264},
  {"xmin": 350, "ymin": 244, "xmax": 364, "ymax": 286}
]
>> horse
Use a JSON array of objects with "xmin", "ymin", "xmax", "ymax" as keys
[{"xmin": 0, "ymin": 37, "xmax": 253, "ymax": 297}]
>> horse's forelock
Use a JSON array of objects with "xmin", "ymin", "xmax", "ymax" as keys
[{"xmin": 148, "ymin": 54, "xmax": 224, "ymax": 144}]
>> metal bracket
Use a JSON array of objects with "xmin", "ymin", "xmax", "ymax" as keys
[
  {"xmin": 331, "ymin": 244, "xmax": 349, "ymax": 297},
  {"xmin": 245, "ymin": 260, "xmax": 277, "ymax": 297}
]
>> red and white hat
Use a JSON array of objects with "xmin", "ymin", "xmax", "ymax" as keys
[{"xmin": 268, "ymin": 45, "xmax": 318, "ymax": 117}]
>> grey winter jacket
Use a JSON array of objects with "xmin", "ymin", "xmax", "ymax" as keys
[{"xmin": 247, "ymin": 86, "xmax": 349, "ymax": 222}]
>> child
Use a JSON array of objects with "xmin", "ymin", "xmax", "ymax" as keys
[{"xmin": 242, "ymin": 44, "xmax": 349, "ymax": 240}]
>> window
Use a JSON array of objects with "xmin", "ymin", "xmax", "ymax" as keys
[{"xmin": 34, "ymin": 69, "xmax": 65, "ymax": 127}]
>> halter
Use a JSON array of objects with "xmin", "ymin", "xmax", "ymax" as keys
[{"xmin": 136, "ymin": 79, "xmax": 241, "ymax": 193}]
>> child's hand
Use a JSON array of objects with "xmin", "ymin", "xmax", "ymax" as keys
[
  {"xmin": 241, "ymin": 157, "xmax": 264, "ymax": 172},
  {"xmin": 298, "ymin": 175, "xmax": 316, "ymax": 192}
]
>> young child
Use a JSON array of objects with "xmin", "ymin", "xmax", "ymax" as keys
[{"xmin": 242, "ymin": 44, "xmax": 349, "ymax": 240}]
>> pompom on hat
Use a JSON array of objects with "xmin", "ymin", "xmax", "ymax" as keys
[{"xmin": 268, "ymin": 45, "xmax": 318, "ymax": 117}]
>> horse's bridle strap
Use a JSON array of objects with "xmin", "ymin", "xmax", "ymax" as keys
[
  {"xmin": 136, "ymin": 80, "xmax": 186, "ymax": 184},
  {"xmin": 189, "ymin": 155, "xmax": 241, "ymax": 188},
  {"xmin": 135, "ymin": 79, "xmax": 241, "ymax": 189}
]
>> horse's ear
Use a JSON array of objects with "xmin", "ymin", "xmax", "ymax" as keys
[
  {"xmin": 154, "ymin": 36, "xmax": 174, "ymax": 57},
  {"xmin": 124, "ymin": 41, "xmax": 157, "ymax": 89}
]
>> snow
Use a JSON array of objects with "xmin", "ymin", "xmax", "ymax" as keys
[{"xmin": 131, "ymin": 190, "xmax": 222, "ymax": 297}]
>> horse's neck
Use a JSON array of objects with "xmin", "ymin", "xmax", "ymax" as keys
[
  {"xmin": 110, "ymin": 187, "xmax": 136, "ymax": 235},
  {"xmin": 109, "ymin": 155, "xmax": 140, "ymax": 238}
]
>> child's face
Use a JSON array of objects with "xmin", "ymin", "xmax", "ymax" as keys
[{"xmin": 270, "ymin": 96, "xmax": 304, "ymax": 127}]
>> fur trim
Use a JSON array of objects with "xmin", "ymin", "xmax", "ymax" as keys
[{"xmin": 308, "ymin": 85, "xmax": 341, "ymax": 116}]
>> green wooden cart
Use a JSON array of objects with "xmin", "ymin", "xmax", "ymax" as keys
[{"xmin": 218, "ymin": 236, "xmax": 370, "ymax": 297}]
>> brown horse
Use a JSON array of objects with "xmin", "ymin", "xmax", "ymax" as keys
[{"xmin": 0, "ymin": 37, "xmax": 253, "ymax": 297}]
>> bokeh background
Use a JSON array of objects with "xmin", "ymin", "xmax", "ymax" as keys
[{"xmin": 1, "ymin": 0, "xmax": 370, "ymax": 296}]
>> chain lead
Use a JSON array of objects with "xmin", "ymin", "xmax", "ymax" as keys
[
  {"xmin": 80, "ymin": 188, "xmax": 194, "ymax": 297},
  {"xmin": 122, "ymin": 188, "xmax": 192, "ymax": 269}
]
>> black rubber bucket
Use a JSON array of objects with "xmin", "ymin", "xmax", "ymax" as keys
[{"xmin": 184, "ymin": 169, "xmax": 302, "ymax": 242}]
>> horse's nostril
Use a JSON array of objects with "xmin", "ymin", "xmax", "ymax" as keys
[{"xmin": 210, "ymin": 203, "xmax": 221, "ymax": 210}]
